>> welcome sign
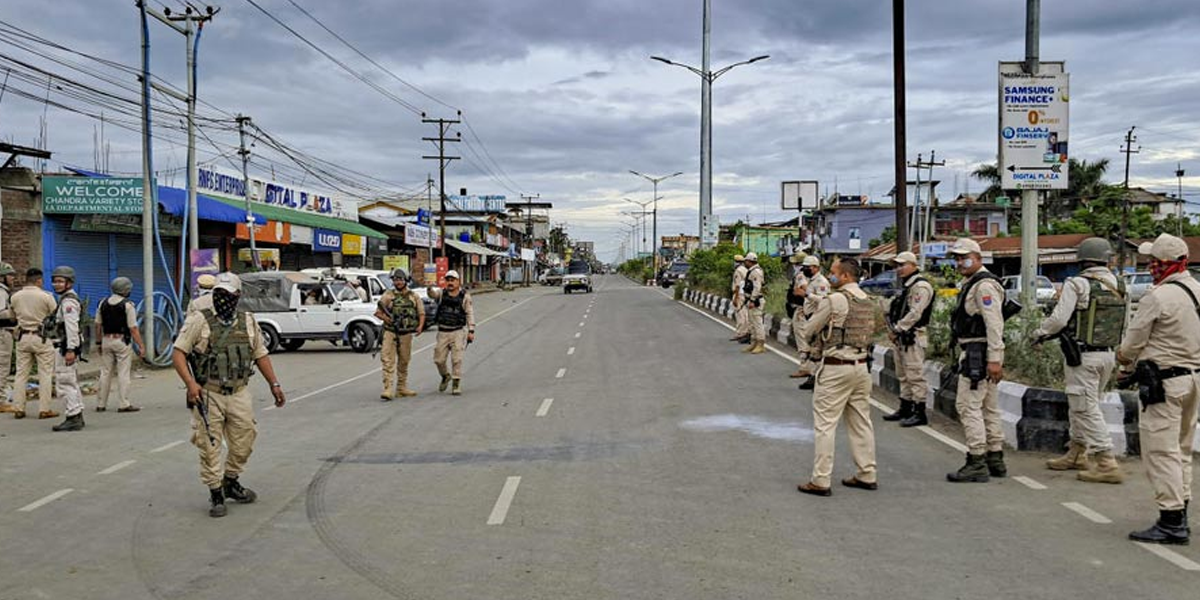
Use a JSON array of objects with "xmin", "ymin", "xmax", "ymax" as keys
[{"xmin": 43, "ymin": 177, "xmax": 148, "ymax": 214}]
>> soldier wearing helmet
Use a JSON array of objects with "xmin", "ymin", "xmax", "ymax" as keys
[
  {"xmin": 0, "ymin": 263, "xmax": 17, "ymax": 412},
  {"xmin": 374, "ymin": 268, "xmax": 425, "ymax": 399},
  {"xmin": 49, "ymin": 266, "xmax": 85, "ymax": 432},
  {"xmin": 94, "ymin": 277, "xmax": 146, "ymax": 413},
  {"xmin": 9, "ymin": 268, "xmax": 57, "ymax": 420}
]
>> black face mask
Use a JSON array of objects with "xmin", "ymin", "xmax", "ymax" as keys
[
  {"xmin": 802, "ymin": 267, "xmax": 815, "ymax": 278},
  {"xmin": 212, "ymin": 290, "xmax": 239, "ymax": 322}
]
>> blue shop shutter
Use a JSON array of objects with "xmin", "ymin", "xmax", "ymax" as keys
[
  {"xmin": 47, "ymin": 225, "xmax": 111, "ymax": 316},
  {"xmin": 113, "ymin": 236, "xmax": 179, "ymax": 306}
]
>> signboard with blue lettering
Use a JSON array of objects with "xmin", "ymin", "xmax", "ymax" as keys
[
  {"xmin": 999, "ymin": 63, "xmax": 1069, "ymax": 191},
  {"xmin": 416, "ymin": 208, "xmax": 431, "ymax": 225},
  {"xmin": 196, "ymin": 166, "xmax": 357, "ymax": 221},
  {"xmin": 313, "ymin": 228, "xmax": 343, "ymax": 252}
]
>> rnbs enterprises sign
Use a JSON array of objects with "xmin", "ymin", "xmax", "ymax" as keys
[{"xmin": 42, "ymin": 176, "xmax": 148, "ymax": 214}]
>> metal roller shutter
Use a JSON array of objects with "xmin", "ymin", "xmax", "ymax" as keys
[{"xmin": 43, "ymin": 216, "xmax": 110, "ymax": 315}]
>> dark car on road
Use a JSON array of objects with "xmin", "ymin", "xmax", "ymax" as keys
[
  {"xmin": 859, "ymin": 269, "xmax": 899, "ymax": 297},
  {"xmin": 658, "ymin": 262, "xmax": 690, "ymax": 288}
]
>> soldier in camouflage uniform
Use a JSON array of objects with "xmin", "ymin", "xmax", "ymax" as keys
[{"xmin": 374, "ymin": 268, "xmax": 425, "ymax": 400}]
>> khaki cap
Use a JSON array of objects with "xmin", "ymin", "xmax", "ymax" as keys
[
  {"xmin": 1138, "ymin": 233, "xmax": 1189, "ymax": 261},
  {"xmin": 197, "ymin": 274, "xmax": 217, "ymax": 290},
  {"xmin": 789, "ymin": 253, "xmax": 808, "ymax": 264},
  {"xmin": 213, "ymin": 272, "xmax": 242, "ymax": 293},
  {"xmin": 892, "ymin": 251, "xmax": 919, "ymax": 265},
  {"xmin": 733, "ymin": 254, "xmax": 745, "ymax": 262},
  {"xmin": 802, "ymin": 256, "xmax": 820, "ymax": 267},
  {"xmin": 949, "ymin": 238, "xmax": 982, "ymax": 255},
  {"xmin": 744, "ymin": 252, "xmax": 759, "ymax": 262},
  {"xmin": 445, "ymin": 270, "xmax": 460, "ymax": 280}
]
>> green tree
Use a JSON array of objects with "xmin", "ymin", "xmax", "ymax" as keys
[{"xmin": 971, "ymin": 163, "xmax": 1002, "ymax": 202}]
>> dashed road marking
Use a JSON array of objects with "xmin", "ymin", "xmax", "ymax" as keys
[
  {"xmin": 568, "ymin": 347, "xmax": 576, "ymax": 355},
  {"xmin": 579, "ymin": 322, "xmax": 585, "ymax": 327},
  {"xmin": 1062, "ymin": 502, "xmax": 1112, "ymax": 524},
  {"xmin": 1013, "ymin": 476, "xmax": 1048, "ymax": 490},
  {"xmin": 867, "ymin": 398, "xmax": 970, "ymax": 453},
  {"xmin": 1136, "ymin": 543, "xmax": 1200, "ymax": 571},
  {"xmin": 98, "ymin": 460, "xmax": 136, "ymax": 475},
  {"xmin": 19, "ymin": 489, "xmax": 73, "ymax": 512},
  {"xmin": 536, "ymin": 398, "xmax": 554, "ymax": 417},
  {"xmin": 574, "ymin": 332, "xmax": 581, "ymax": 339},
  {"xmin": 487, "ymin": 476, "xmax": 522, "ymax": 525},
  {"xmin": 151, "ymin": 440, "xmax": 185, "ymax": 453},
  {"xmin": 556, "ymin": 368, "xmax": 567, "ymax": 379}
]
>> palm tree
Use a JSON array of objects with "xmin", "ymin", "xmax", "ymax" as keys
[
  {"xmin": 971, "ymin": 163, "xmax": 1002, "ymax": 201},
  {"xmin": 1046, "ymin": 158, "xmax": 1111, "ymax": 222}
]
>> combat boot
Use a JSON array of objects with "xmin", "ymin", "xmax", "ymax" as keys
[
  {"xmin": 798, "ymin": 377, "xmax": 815, "ymax": 391},
  {"xmin": 900, "ymin": 403, "xmax": 928, "ymax": 428},
  {"xmin": 1077, "ymin": 451, "xmax": 1125, "ymax": 484},
  {"xmin": 451, "ymin": 379, "xmax": 462, "ymax": 396},
  {"xmin": 1046, "ymin": 441, "xmax": 1088, "ymax": 471},
  {"xmin": 985, "ymin": 450, "xmax": 1007, "ymax": 478},
  {"xmin": 396, "ymin": 388, "xmax": 418, "ymax": 398},
  {"xmin": 1129, "ymin": 510, "xmax": 1189, "ymax": 545},
  {"xmin": 749, "ymin": 342, "xmax": 766, "ymax": 355},
  {"xmin": 38, "ymin": 410, "xmax": 60, "ymax": 420},
  {"xmin": 883, "ymin": 399, "xmax": 913, "ymax": 422},
  {"xmin": 735, "ymin": 335, "xmax": 751, "ymax": 344},
  {"xmin": 380, "ymin": 391, "xmax": 394, "ymax": 401},
  {"xmin": 946, "ymin": 453, "xmax": 990, "ymax": 483},
  {"xmin": 51, "ymin": 413, "xmax": 84, "ymax": 432},
  {"xmin": 13, "ymin": 410, "xmax": 25, "ymax": 419},
  {"xmin": 438, "ymin": 373, "xmax": 452, "ymax": 393},
  {"xmin": 0, "ymin": 403, "xmax": 17, "ymax": 413},
  {"xmin": 209, "ymin": 488, "xmax": 227, "ymax": 518},
  {"xmin": 222, "ymin": 475, "xmax": 257, "ymax": 504}
]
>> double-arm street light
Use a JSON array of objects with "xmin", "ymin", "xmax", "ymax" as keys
[
  {"xmin": 623, "ymin": 197, "xmax": 654, "ymax": 258},
  {"xmin": 628, "ymin": 171, "xmax": 684, "ymax": 274}
]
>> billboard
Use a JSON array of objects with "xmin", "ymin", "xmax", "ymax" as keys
[
  {"xmin": 781, "ymin": 180, "xmax": 819, "ymax": 210},
  {"xmin": 999, "ymin": 62, "xmax": 1069, "ymax": 190}
]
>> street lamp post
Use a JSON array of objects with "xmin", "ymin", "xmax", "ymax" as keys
[
  {"xmin": 629, "ymin": 171, "xmax": 683, "ymax": 275},
  {"xmin": 623, "ymin": 197, "xmax": 653, "ymax": 259}
]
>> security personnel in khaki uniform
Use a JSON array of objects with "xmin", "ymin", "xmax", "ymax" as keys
[
  {"xmin": 730, "ymin": 255, "xmax": 750, "ymax": 343},
  {"xmin": 186, "ymin": 274, "xmax": 217, "ymax": 316},
  {"xmin": 883, "ymin": 251, "xmax": 935, "ymax": 427},
  {"xmin": 1033, "ymin": 238, "xmax": 1125, "ymax": 483},
  {"xmin": 0, "ymin": 263, "xmax": 17, "ymax": 411},
  {"xmin": 95, "ymin": 277, "xmax": 146, "ymax": 413},
  {"xmin": 945, "ymin": 238, "xmax": 1008, "ymax": 483},
  {"xmin": 428, "ymin": 270, "xmax": 475, "ymax": 395},
  {"xmin": 742, "ymin": 253, "xmax": 767, "ymax": 355},
  {"xmin": 374, "ymin": 268, "xmax": 425, "ymax": 400},
  {"xmin": 796, "ymin": 256, "xmax": 831, "ymax": 388},
  {"xmin": 171, "ymin": 272, "xmax": 287, "ymax": 518},
  {"xmin": 1117, "ymin": 233, "xmax": 1197, "ymax": 545},
  {"xmin": 787, "ymin": 253, "xmax": 809, "ymax": 377},
  {"xmin": 797, "ymin": 258, "xmax": 878, "ymax": 496},
  {"xmin": 10, "ymin": 268, "xmax": 57, "ymax": 419},
  {"xmin": 50, "ymin": 266, "xmax": 85, "ymax": 432}
]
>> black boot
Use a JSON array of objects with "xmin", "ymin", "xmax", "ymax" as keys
[
  {"xmin": 1185, "ymin": 500, "xmax": 1192, "ymax": 535},
  {"xmin": 986, "ymin": 450, "xmax": 1007, "ymax": 478},
  {"xmin": 947, "ymin": 453, "xmax": 990, "ymax": 483},
  {"xmin": 738, "ymin": 335, "xmax": 752, "ymax": 345},
  {"xmin": 797, "ymin": 377, "xmax": 815, "ymax": 391},
  {"xmin": 209, "ymin": 488, "xmax": 227, "ymax": 518},
  {"xmin": 883, "ymin": 399, "xmax": 913, "ymax": 422},
  {"xmin": 1129, "ymin": 510, "xmax": 1189, "ymax": 545},
  {"xmin": 222, "ymin": 475, "xmax": 257, "ymax": 504},
  {"xmin": 900, "ymin": 403, "xmax": 929, "ymax": 427},
  {"xmin": 51, "ymin": 413, "xmax": 85, "ymax": 432}
]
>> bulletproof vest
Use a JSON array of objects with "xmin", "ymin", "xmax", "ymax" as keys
[
  {"xmin": 829, "ymin": 291, "xmax": 877, "ymax": 351},
  {"xmin": 436, "ymin": 291, "xmax": 468, "ymax": 330},
  {"xmin": 743, "ymin": 266, "xmax": 762, "ymax": 296},
  {"xmin": 1071, "ymin": 276, "xmax": 1126, "ymax": 347},
  {"xmin": 889, "ymin": 275, "xmax": 934, "ymax": 330},
  {"xmin": 191, "ymin": 309, "xmax": 256, "ymax": 392},
  {"xmin": 100, "ymin": 297, "xmax": 133, "ymax": 337},
  {"xmin": 951, "ymin": 271, "xmax": 1002, "ymax": 339},
  {"xmin": 0, "ymin": 285, "xmax": 14, "ymax": 327},
  {"xmin": 389, "ymin": 291, "xmax": 420, "ymax": 334},
  {"xmin": 47, "ymin": 290, "xmax": 79, "ymax": 340}
]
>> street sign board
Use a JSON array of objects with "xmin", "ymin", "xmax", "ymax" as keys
[
  {"xmin": 922, "ymin": 242, "xmax": 948, "ymax": 258},
  {"xmin": 998, "ymin": 62, "xmax": 1069, "ymax": 191},
  {"xmin": 43, "ymin": 176, "xmax": 148, "ymax": 214},
  {"xmin": 781, "ymin": 180, "xmax": 819, "ymax": 210}
]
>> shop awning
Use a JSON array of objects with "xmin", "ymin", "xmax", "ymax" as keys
[
  {"xmin": 445, "ymin": 238, "xmax": 508, "ymax": 257},
  {"xmin": 64, "ymin": 166, "xmax": 267, "ymax": 225},
  {"xmin": 210, "ymin": 195, "xmax": 388, "ymax": 239}
]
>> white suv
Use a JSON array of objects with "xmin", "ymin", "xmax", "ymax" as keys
[{"xmin": 241, "ymin": 271, "xmax": 382, "ymax": 353}]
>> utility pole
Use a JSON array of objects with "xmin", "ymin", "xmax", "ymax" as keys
[
  {"xmin": 908, "ymin": 151, "xmax": 945, "ymax": 268},
  {"xmin": 1118, "ymin": 125, "xmax": 1139, "ymax": 272},
  {"xmin": 892, "ymin": 0, "xmax": 909, "ymax": 254},
  {"xmin": 421, "ymin": 112, "xmax": 461, "ymax": 260},
  {"xmin": 426, "ymin": 173, "xmax": 434, "ymax": 283},
  {"xmin": 1018, "ymin": 0, "xmax": 1041, "ymax": 307},
  {"xmin": 908, "ymin": 152, "xmax": 923, "ymax": 245},
  {"xmin": 1176, "ymin": 163, "xmax": 1186, "ymax": 236},
  {"xmin": 137, "ymin": 1, "xmax": 155, "ymax": 363},
  {"xmin": 521, "ymin": 193, "xmax": 539, "ymax": 285},
  {"xmin": 700, "ymin": 0, "xmax": 713, "ymax": 247},
  {"xmin": 237, "ymin": 114, "xmax": 259, "ymax": 271}
]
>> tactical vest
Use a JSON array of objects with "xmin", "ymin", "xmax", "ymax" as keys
[
  {"xmin": 48, "ymin": 290, "xmax": 79, "ymax": 341},
  {"xmin": 388, "ymin": 291, "xmax": 420, "ymax": 334},
  {"xmin": 100, "ymin": 297, "xmax": 133, "ymax": 337},
  {"xmin": 191, "ymin": 309, "xmax": 256, "ymax": 392},
  {"xmin": 0, "ymin": 285, "xmax": 14, "ymax": 327},
  {"xmin": 1071, "ymin": 276, "xmax": 1126, "ymax": 348},
  {"xmin": 743, "ymin": 266, "xmax": 763, "ymax": 296},
  {"xmin": 829, "ymin": 291, "xmax": 877, "ymax": 351},
  {"xmin": 951, "ymin": 271, "xmax": 1002, "ymax": 339},
  {"xmin": 889, "ymin": 275, "xmax": 934, "ymax": 330},
  {"xmin": 437, "ymin": 291, "xmax": 469, "ymax": 331}
]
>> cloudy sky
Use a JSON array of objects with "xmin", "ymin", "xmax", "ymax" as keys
[{"xmin": 2, "ymin": 0, "xmax": 1199, "ymax": 261}]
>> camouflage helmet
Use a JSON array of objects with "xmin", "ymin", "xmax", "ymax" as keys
[
  {"xmin": 1077, "ymin": 237, "xmax": 1113, "ymax": 264},
  {"xmin": 0, "ymin": 262, "xmax": 15, "ymax": 277},
  {"xmin": 51, "ymin": 266, "xmax": 76, "ymax": 282},
  {"xmin": 789, "ymin": 252, "xmax": 808, "ymax": 265},
  {"xmin": 110, "ymin": 276, "xmax": 134, "ymax": 296},
  {"xmin": 389, "ymin": 268, "xmax": 409, "ymax": 280}
]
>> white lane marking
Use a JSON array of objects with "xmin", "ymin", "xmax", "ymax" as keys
[
  {"xmin": 263, "ymin": 406, "xmax": 275, "ymax": 411},
  {"xmin": 555, "ymin": 368, "xmax": 567, "ymax": 379},
  {"xmin": 1012, "ymin": 476, "xmax": 1048, "ymax": 490},
  {"xmin": 151, "ymin": 440, "xmax": 185, "ymax": 453},
  {"xmin": 583, "ymin": 314, "xmax": 588, "ymax": 319},
  {"xmin": 19, "ymin": 489, "xmax": 73, "ymax": 512},
  {"xmin": 487, "ymin": 476, "xmax": 522, "ymax": 525},
  {"xmin": 98, "ymin": 460, "xmax": 136, "ymax": 475},
  {"xmin": 578, "ymin": 322, "xmax": 585, "ymax": 327},
  {"xmin": 574, "ymin": 332, "xmax": 581, "ymax": 339},
  {"xmin": 568, "ymin": 347, "xmax": 576, "ymax": 355},
  {"xmin": 1136, "ymin": 543, "xmax": 1200, "ymax": 571},
  {"xmin": 866, "ymin": 398, "xmax": 970, "ymax": 453},
  {"xmin": 1061, "ymin": 502, "xmax": 1112, "ymax": 524},
  {"xmin": 536, "ymin": 398, "xmax": 554, "ymax": 417}
]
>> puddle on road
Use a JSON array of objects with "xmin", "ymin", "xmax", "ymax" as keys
[{"xmin": 680, "ymin": 414, "xmax": 813, "ymax": 443}]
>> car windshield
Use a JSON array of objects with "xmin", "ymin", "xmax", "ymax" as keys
[
  {"xmin": 567, "ymin": 261, "xmax": 590, "ymax": 275},
  {"xmin": 669, "ymin": 263, "xmax": 689, "ymax": 273}
]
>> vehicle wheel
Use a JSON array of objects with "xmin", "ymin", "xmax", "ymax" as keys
[
  {"xmin": 260, "ymin": 324, "xmax": 281, "ymax": 354},
  {"xmin": 564, "ymin": 288, "xmax": 569, "ymax": 294},
  {"xmin": 281, "ymin": 338, "xmax": 305, "ymax": 352},
  {"xmin": 348, "ymin": 322, "xmax": 377, "ymax": 353}
]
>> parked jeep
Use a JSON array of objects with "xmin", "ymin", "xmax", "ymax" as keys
[{"xmin": 239, "ymin": 271, "xmax": 383, "ymax": 353}]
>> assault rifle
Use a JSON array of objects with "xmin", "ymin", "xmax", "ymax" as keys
[
  {"xmin": 1032, "ymin": 329, "xmax": 1082, "ymax": 368},
  {"xmin": 184, "ymin": 354, "xmax": 217, "ymax": 447}
]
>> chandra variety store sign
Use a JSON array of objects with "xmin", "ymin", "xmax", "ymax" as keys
[{"xmin": 42, "ymin": 176, "xmax": 148, "ymax": 214}]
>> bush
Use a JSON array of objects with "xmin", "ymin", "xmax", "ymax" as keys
[{"xmin": 924, "ymin": 297, "xmax": 1065, "ymax": 388}]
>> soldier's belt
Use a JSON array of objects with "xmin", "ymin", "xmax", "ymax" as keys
[
  {"xmin": 203, "ymin": 382, "xmax": 246, "ymax": 395},
  {"xmin": 823, "ymin": 357, "xmax": 867, "ymax": 366},
  {"xmin": 1157, "ymin": 366, "xmax": 1200, "ymax": 381}
]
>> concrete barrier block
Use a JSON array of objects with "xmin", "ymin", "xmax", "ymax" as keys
[
  {"xmin": 1016, "ymin": 385, "xmax": 1073, "ymax": 453},
  {"xmin": 762, "ymin": 314, "xmax": 774, "ymax": 335},
  {"xmin": 718, "ymin": 298, "xmax": 729, "ymax": 314},
  {"xmin": 998, "ymin": 381, "xmax": 1027, "ymax": 450},
  {"xmin": 776, "ymin": 319, "xmax": 792, "ymax": 344},
  {"xmin": 923, "ymin": 361, "xmax": 945, "ymax": 405},
  {"xmin": 1099, "ymin": 391, "xmax": 1128, "ymax": 457}
]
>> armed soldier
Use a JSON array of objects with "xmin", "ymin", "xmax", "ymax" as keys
[
  {"xmin": 796, "ymin": 255, "xmax": 831, "ymax": 389},
  {"xmin": 883, "ymin": 252, "xmax": 935, "ymax": 427},
  {"xmin": 374, "ymin": 268, "xmax": 425, "ymax": 400},
  {"xmin": 946, "ymin": 238, "xmax": 1010, "ymax": 483},
  {"xmin": 95, "ymin": 277, "xmax": 146, "ymax": 413},
  {"xmin": 172, "ymin": 272, "xmax": 286, "ymax": 518},
  {"xmin": 9, "ymin": 268, "xmax": 57, "ymax": 420},
  {"xmin": 49, "ymin": 266, "xmax": 85, "ymax": 432},
  {"xmin": 787, "ymin": 252, "xmax": 809, "ymax": 377},
  {"xmin": 428, "ymin": 270, "xmax": 475, "ymax": 395},
  {"xmin": 797, "ymin": 258, "xmax": 878, "ymax": 496},
  {"xmin": 1032, "ymin": 238, "xmax": 1125, "ymax": 483},
  {"xmin": 730, "ymin": 255, "xmax": 750, "ymax": 343},
  {"xmin": 742, "ymin": 253, "xmax": 767, "ymax": 355},
  {"xmin": 1116, "ymin": 233, "xmax": 1197, "ymax": 545},
  {"xmin": 0, "ymin": 263, "xmax": 16, "ymax": 412}
]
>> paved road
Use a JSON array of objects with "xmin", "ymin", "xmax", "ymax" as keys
[{"xmin": 1, "ymin": 274, "xmax": 1196, "ymax": 599}]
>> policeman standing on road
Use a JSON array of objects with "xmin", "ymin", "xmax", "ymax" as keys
[
  {"xmin": 796, "ymin": 255, "xmax": 831, "ymax": 388},
  {"xmin": 0, "ymin": 263, "xmax": 17, "ymax": 411},
  {"xmin": 945, "ymin": 238, "xmax": 1009, "ymax": 483},
  {"xmin": 883, "ymin": 251, "xmax": 935, "ymax": 427},
  {"xmin": 428, "ymin": 270, "xmax": 475, "ymax": 395},
  {"xmin": 94, "ymin": 277, "xmax": 146, "ymax": 413},
  {"xmin": 171, "ymin": 272, "xmax": 286, "ymax": 518},
  {"xmin": 49, "ymin": 266, "xmax": 85, "ymax": 432},
  {"xmin": 730, "ymin": 255, "xmax": 750, "ymax": 343},
  {"xmin": 9, "ymin": 268, "xmax": 57, "ymax": 420},
  {"xmin": 742, "ymin": 253, "xmax": 767, "ymax": 355},
  {"xmin": 1116, "ymin": 233, "xmax": 1197, "ymax": 545},
  {"xmin": 374, "ymin": 268, "xmax": 425, "ymax": 400},
  {"xmin": 186, "ymin": 274, "xmax": 217, "ymax": 316},
  {"xmin": 1033, "ymin": 237, "xmax": 1125, "ymax": 483},
  {"xmin": 787, "ymin": 252, "xmax": 809, "ymax": 377},
  {"xmin": 797, "ymin": 258, "xmax": 878, "ymax": 496}
]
